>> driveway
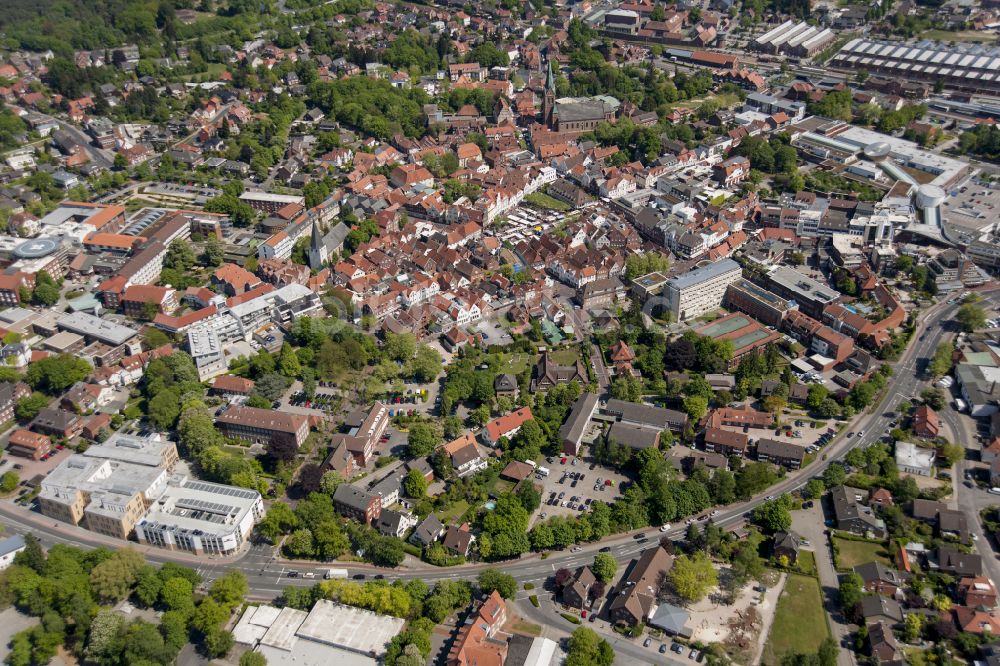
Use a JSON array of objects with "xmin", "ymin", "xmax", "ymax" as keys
[{"xmin": 791, "ymin": 504, "xmax": 854, "ymax": 666}]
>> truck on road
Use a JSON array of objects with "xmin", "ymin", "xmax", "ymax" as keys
[{"xmin": 324, "ymin": 568, "xmax": 349, "ymax": 579}]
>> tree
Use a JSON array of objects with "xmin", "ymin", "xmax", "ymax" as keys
[
  {"xmin": 266, "ymin": 437, "xmax": 298, "ymax": 465},
  {"xmin": 320, "ymin": 471, "xmax": 344, "ymax": 496},
  {"xmin": 210, "ymin": 571, "xmax": 248, "ymax": 609},
  {"xmin": 202, "ymin": 628, "xmax": 234, "ymax": 658},
  {"xmin": 920, "ymin": 387, "xmax": 946, "ymax": 410},
  {"xmin": 406, "ymin": 422, "xmax": 441, "ymax": 457},
  {"xmin": 905, "ymin": 612, "xmax": 924, "ymax": 642},
  {"xmin": 31, "ymin": 282, "xmax": 59, "ymax": 306},
  {"xmin": 803, "ymin": 478, "xmax": 824, "ymax": 500},
  {"xmin": 15, "ymin": 393, "xmax": 49, "ymax": 421},
  {"xmin": 591, "ymin": 553, "xmax": 617, "ymax": 583},
  {"xmin": 477, "ymin": 569, "xmax": 517, "ymax": 599},
  {"xmin": 565, "ymin": 627, "xmax": 614, "ymax": 666},
  {"xmin": 202, "ymin": 237, "xmax": 225, "ymax": 267},
  {"xmin": 682, "ymin": 395, "xmax": 708, "ymax": 423},
  {"xmin": 0, "ymin": 471, "xmax": 18, "ymax": 493},
  {"xmin": 404, "ymin": 468, "xmax": 429, "ymax": 498},
  {"xmin": 409, "ymin": 345, "xmax": 443, "ymax": 382},
  {"xmin": 240, "ymin": 652, "xmax": 268, "ymax": 666},
  {"xmin": 839, "ymin": 572, "xmax": 863, "ymax": 621},
  {"xmin": 928, "ymin": 343, "xmax": 954, "ymax": 377},
  {"xmin": 164, "ymin": 239, "xmax": 196, "ymax": 272},
  {"xmin": 516, "ymin": 482, "xmax": 541, "ymax": 513},
  {"xmin": 160, "ymin": 576, "xmax": 195, "ymax": 612},
  {"xmin": 90, "ymin": 549, "xmax": 145, "ymax": 603},
  {"xmin": 668, "ymin": 552, "xmax": 718, "ymax": 602},
  {"xmin": 751, "ymin": 495, "xmax": 793, "ymax": 533},
  {"xmin": 384, "ymin": 332, "xmax": 417, "ymax": 362},
  {"xmin": 823, "ymin": 462, "xmax": 846, "ymax": 488},
  {"xmin": 25, "ymin": 354, "xmax": 92, "ymax": 394},
  {"xmin": 939, "ymin": 442, "xmax": 964, "ymax": 467},
  {"xmin": 148, "ymin": 390, "xmax": 182, "ymax": 429},
  {"xmin": 730, "ymin": 540, "xmax": 765, "ymax": 584},
  {"xmin": 957, "ymin": 303, "xmax": 987, "ymax": 332}
]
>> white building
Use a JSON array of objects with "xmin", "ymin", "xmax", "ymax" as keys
[
  {"xmin": 664, "ymin": 258, "xmax": 743, "ymax": 321},
  {"xmin": 234, "ymin": 600, "xmax": 405, "ymax": 666},
  {"xmin": 0, "ymin": 535, "xmax": 25, "ymax": 570},
  {"xmin": 135, "ymin": 478, "xmax": 264, "ymax": 555},
  {"xmin": 895, "ymin": 441, "xmax": 935, "ymax": 477}
]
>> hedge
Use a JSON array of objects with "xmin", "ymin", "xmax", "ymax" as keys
[
  {"xmin": 529, "ymin": 595, "xmax": 539, "ymax": 607},
  {"xmin": 561, "ymin": 613, "xmax": 582, "ymax": 625}
]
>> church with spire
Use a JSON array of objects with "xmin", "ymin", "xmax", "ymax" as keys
[
  {"xmin": 543, "ymin": 59, "xmax": 556, "ymax": 128},
  {"xmin": 308, "ymin": 218, "xmax": 350, "ymax": 270},
  {"xmin": 539, "ymin": 58, "xmax": 620, "ymax": 135}
]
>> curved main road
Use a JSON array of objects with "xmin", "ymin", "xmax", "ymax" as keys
[{"xmin": 0, "ymin": 287, "xmax": 984, "ymax": 598}]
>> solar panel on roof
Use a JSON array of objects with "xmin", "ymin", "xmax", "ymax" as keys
[{"xmin": 959, "ymin": 54, "xmax": 976, "ymax": 66}]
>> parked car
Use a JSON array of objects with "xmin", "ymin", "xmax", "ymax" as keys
[{"xmin": 643, "ymin": 638, "xmax": 652, "ymax": 648}]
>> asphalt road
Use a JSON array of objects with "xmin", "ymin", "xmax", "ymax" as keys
[{"xmin": 0, "ymin": 288, "xmax": 986, "ymax": 604}]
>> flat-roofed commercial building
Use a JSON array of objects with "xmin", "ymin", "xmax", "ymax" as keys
[
  {"xmin": 39, "ymin": 455, "xmax": 168, "ymax": 539},
  {"xmin": 135, "ymin": 479, "xmax": 264, "ymax": 555},
  {"xmin": 724, "ymin": 278, "xmax": 798, "ymax": 327},
  {"xmin": 57, "ymin": 311, "xmax": 139, "ymax": 347},
  {"xmin": 216, "ymin": 405, "xmax": 310, "ymax": 449},
  {"xmin": 765, "ymin": 265, "xmax": 839, "ymax": 319},
  {"xmin": 664, "ymin": 258, "xmax": 742, "ymax": 321},
  {"xmin": 83, "ymin": 433, "xmax": 180, "ymax": 469}
]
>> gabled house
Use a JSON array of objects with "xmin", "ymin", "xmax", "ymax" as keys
[
  {"xmin": 562, "ymin": 566, "xmax": 597, "ymax": 609},
  {"xmin": 410, "ymin": 514, "xmax": 444, "ymax": 548},
  {"xmin": 773, "ymin": 530, "xmax": 801, "ymax": 563},
  {"xmin": 855, "ymin": 561, "xmax": 908, "ymax": 598},
  {"xmin": 443, "ymin": 523, "xmax": 475, "ymax": 557}
]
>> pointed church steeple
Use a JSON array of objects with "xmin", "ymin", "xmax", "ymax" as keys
[
  {"xmin": 308, "ymin": 219, "xmax": 326, "ymax": 270},
  {"xmin": 543, "ymin": 59, "xmax": 556, "ymax": 128}
]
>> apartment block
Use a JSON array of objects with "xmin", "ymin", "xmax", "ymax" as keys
[{"xmin": 665, "ymin": 258, "xmax": 742, "ymax": 321}]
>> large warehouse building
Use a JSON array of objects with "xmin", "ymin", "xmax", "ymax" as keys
[
  {"xmin": 752, "ymin": 20, "xmax": 835, "ymax": 57},
  {"xmin": 830, "ymin": 39, "xmax": 1000, "ymax": 95}
]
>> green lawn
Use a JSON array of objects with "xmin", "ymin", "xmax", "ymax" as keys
[
  {"xmin": 762, "ymin": 574, "xmax": 831, "ymax": 665},
  {"xmin": 500, "ymin": 352, "xmax": 535, "ymax": 376},
  {"xmin": 795, "ymin": 550, "xmax": 817, "ymax": 576},
  {"xmin": 525, "ymin": 192, "xmax": 573, "ymax": 211},
  {"xmin": 832, "ymin": 536, "xmax": 892, "ymax": 571},
  {"xmin": 435, "ymin": 500, "xmax": 470, "ymax": 525},
  {"xmin": 549, "ymin": 348, "xmax": 579, "ymax": 365}
]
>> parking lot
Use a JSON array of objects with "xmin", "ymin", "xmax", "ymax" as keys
[
  {"xmin": 942, "ymin": 180, "xmax": 1000, "ymax": 229},
  {"xmin": 530, "ymin": 454, "xmax": 630, "ymax": 525}
]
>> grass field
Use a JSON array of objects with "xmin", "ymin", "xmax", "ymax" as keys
[
  {"xmin": 923, "ymin": 29, "xmax": 998, "ymax": 43},
  {"xmin": 832, "ymin": 536, "xmax": 892, "ymax": 571},
  {"xmin": 436, "ymin": 500, "xmax": 470, "ymax": 524},
  {"xmin": 795, "ymin": 550, "xmax": 817, "ymax": 576},
  {"xmin": 500, "ymin": 352, "xmax": 535, "ymax": 376},
  {"xmin": 549, "ymin": 348, "xmax": 579, "ymax": 365},
  {"xmin": 525, "ymin": 192, "xmax": 572, "ymax": 211},
  {"xmin": 762, "ymin": 574, "xmax": 831, "ymax": 665}
]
